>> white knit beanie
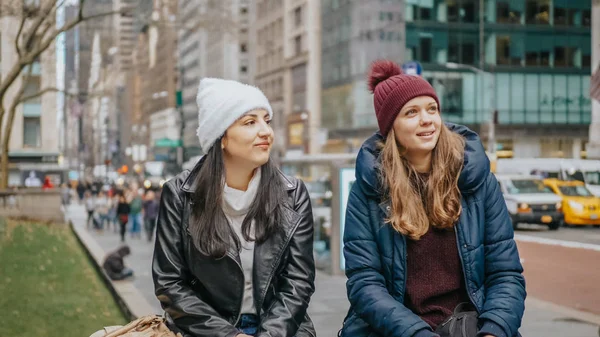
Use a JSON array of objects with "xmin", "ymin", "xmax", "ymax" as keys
[{"xmin": 196, "ymin": 78, "xmax": 273, "ymax": 154}]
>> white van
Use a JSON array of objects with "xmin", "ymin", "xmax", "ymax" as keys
[
  {"xmin": 496, "ymin": 158, "xmax": 600, "ymax": 197},
  {"xmin": 495, "ymin": 174, "xmax": 564, "ymax": 230}
]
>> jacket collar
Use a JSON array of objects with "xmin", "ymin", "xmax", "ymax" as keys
[{"xmin": 181, "ymin": 155, "xmax": 296, "ymax": 193}]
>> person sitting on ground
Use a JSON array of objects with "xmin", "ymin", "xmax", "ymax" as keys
[{"xmin": 102, "ymin": 245, "xmax": 134, "ymax": 281}]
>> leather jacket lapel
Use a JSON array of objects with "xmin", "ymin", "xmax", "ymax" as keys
[{"xmin": 253, "ymin": 204, "xmax": 301, "ymax": 314}]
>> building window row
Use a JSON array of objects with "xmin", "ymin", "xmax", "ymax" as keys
[
  {"xmin": 258, "ymin": 19, "xmax": 283, "ymax": 47},
  {"xmin": 406, "ymin": 0, "xmax": 591, "ymax": 27},
  {"xmin": 181, "ymin": 41, "xmax": 200, "ymax": 59},
  {"xmin": 257, "ymin": 47, "xmax": 283, "ymax": 74},
  {"xmin": 258, "ymin": 76, "xmax": 284, "ymax": 101},
  {"xmin": 406, "ymin": 29, "xmax": 590, "ymax": 69},
  {"xmin": 257, "ymin": 0, "xmax": 283, "ymax": 19}
]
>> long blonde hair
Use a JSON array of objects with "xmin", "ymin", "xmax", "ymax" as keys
[{"xmin": 379, "ymin": 125, "xmax": 465, "ymax": 240}]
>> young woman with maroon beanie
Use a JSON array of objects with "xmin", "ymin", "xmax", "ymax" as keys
[{"xmin": 340, "ymin": 60, "xmax": 526, "ymax": 337}]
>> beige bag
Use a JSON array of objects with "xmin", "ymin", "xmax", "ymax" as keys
[{"xmin": 89, "ymin": 315, "xmax": 183, "ymax": 337}]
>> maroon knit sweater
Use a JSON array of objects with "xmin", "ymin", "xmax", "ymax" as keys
[
  {"xmin": 404, "ymin": 225, "xmax": 470, "ymax": 330},
  {"xmin": 404, "ymin": 174, "xmax": 470, "ymax": 330}
]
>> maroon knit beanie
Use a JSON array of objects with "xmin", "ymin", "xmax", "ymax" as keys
[{"xmin": 368, "ymin": 60, "xmax": 440, "ymax": 137}]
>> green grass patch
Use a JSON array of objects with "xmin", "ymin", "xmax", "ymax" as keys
[{"xmin": 0, "ymin": 219, "xmax": 127, "ymax": 337}]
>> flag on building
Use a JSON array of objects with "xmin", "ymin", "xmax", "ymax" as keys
[{"xmin": 592, "ymin": 65, "xmax": 600, "ymax": 103}]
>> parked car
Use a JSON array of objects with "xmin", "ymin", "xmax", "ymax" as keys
[
  {"xmin": 495, "ymin": 174, "xmax": 563, "ymax": 230},
  {"xmin": 543, "ymin": 178, "xmax": 600, "ymax": 227}
]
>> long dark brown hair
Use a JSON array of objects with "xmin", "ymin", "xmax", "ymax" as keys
[{"xmin": 189, "ymin": 140, "xmax": 286, "ymax": 258}]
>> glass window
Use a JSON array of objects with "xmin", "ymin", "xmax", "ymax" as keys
[
  {"xmin": 496, "ymin": 0, "xmax": 522, "ymax": 23},
  {"xmin": 23, "ymin": 117, "xmax": 41, "ymax": 148},
  {"xmin": 554, "ymin": 7, "xmax": 567, "ymax": 25},
  {"xmin": 583, "ymin": 9, "xmax": 591, "ymax": 26},
  {"xmin": 554, "ymin": 46, "xmax": 577, "ymax": 67},
  {"xmin": 448, "ymin": 32, "xmax": 477, "ymax": 65},
  {"xmin": 496, "ymin": 35, "xmax": 511, "ymax": 65},
  {"xmin": 558, "ymin": 185, "xmax": 593, "ymax": 197},
  {"xmin": 584, "ymin": 171, "xmax": 600, "ymax": 186},
  {"xmin": 419, "ymin": 6, "xmax": 432, "ymax": 20},
  {"xmin": 294, "ymin": 35, "xmax": 302, "ymax": 55},
  {"xmin": 294, "ymin": 6, "xmax": 302, "ymax": 27},
  {"xmin": 506, "ymin": 179, "xmax": 554, "ymax": 194},
  {"xmin": 448, "ymin": 35, "xmax": 460, "ymax": 63},
  {"xmin": 447, "ymin": 0, "xmax": 459, "ymax": 22},
  {"xmin": 526, "ymin": 0, "xmax": 550, "ymax": 25},
  {"xmin": 419, "ymin": 36, "xmax": 432, "ymax": 63},
  {"xmin": 440, "ymin": 78, "xmax": 463, "ymax": 115},
  {"xmin": 460, "ymin": 0, "xmax": 478, "ymax": 22}
]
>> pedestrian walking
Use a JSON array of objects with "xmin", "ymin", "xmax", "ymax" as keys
[
  {"xmin": 116, "ymin": 193, "xmax": 131, "ymax": 243},
  {"xmin": 95, "ymin": 191, "xmax": 110, "ymax": 230},
  {"xmin": 76, "ymin": 180, "xmax": 86, "ymax": 204},
  {"xmin": 153, "ymin": 78, "xmax": 316, "ymax": 337},
  {"xmin": 142, "ymin": 190, "xmax": 159, "ymax": 242},
  {"xmin": 340, "ymin": 60, "xmax": 526, "ymax": 337},
  {"xmin": 128, "ymin": 189, "xmax": 143, "ymax": 239},
  {"xmin": 84, "ymin": 191, "xmax": 96, "ymax": 229}
]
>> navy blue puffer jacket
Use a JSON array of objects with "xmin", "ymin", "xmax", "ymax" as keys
[{"xmin": 341, "ymin": 123, "xmax": 526, "ymax": 337}]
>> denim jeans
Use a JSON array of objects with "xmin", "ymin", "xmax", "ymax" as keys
[
  {"xmin": 236, "ymin": 314, "xmax": 259, "ymax": 335},
  {"xmin": 129, "ymin": 213, "xmax": 142, "ymax": 234},
  {"xmin": 236, "ymin": 314, "xmax": 297, "ymax": 336}
]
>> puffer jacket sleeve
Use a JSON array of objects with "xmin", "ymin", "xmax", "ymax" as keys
[
  {"xmin": 256, "ymin": 179, "xmax": 316, "ymax": 337},
  {"xmin": 477, "ymin": 172, "xmax": 526, "ymax": 337},
  {"xmin": 152, "ymin": 180, "xmax": 239, "ymax": 337},
  {"xmin": 344, "ymin": 181, "xmax": 436, "ymax": 337}
]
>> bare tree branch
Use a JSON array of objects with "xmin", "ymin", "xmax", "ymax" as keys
[
  {"xmin": 29, "ymin": 7, "xmax": 128, "ymax": 66},
  {"xmin": 78, "ymin": 0, "xmax": 86, "ymax": 21},
  {"xmin": 23, "ymin": 0, "xmax": 58, "ymax": 55},
  {"xmin": 15, "ymin": 15, "xmax": 27, "ymax": 58},
  {"xmin": 18, "ymin": 87, "xmax": 61, "ymax": 103}
]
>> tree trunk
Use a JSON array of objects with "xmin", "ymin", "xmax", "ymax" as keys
[
  {"xmin": 0, "ymin": 103, "xmax": 19, "ymax": 189},
  {"xmin": 0, "ymin": 101, "xmax": 5, "ymax": 189}
]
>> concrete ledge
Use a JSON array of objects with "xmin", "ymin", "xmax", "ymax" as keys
[
  {"xmin": 0, "ymin": 189, "xmax": 63, "ymax": 222},
  {"xmin": 70, "ymin": 219, "xmax": 155, "ymax": 321}
]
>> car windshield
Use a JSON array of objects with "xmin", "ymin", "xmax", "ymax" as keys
[
  {"xmin": 584, "ymin": 171, "xmax": 600, "ymax": 186},
  {"xmin": 506, "ymin": 179, "xmax": 554, "ymax": 194},
  {"xmin": 558, "ymin": 185, "xmax": 594, "ymax": 197}
]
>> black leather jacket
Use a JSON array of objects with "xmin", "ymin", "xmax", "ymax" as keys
[{"xmin": 152, "ymin": 161, "xmax": 316, "ymax": 337}]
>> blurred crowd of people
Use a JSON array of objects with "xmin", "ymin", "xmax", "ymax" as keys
[{"xmin": 63, "ymin": 179, "xmax": 161, "ymax": 243}]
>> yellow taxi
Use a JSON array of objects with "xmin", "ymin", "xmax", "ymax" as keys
[{"xmin": 544, "ymin": 178, "xmax": 600, "ymax": 226}]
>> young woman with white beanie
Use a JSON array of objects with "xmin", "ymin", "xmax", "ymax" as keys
[{"xmin": 152, "ymin": 78, "xmax": 316, "ymax": 337}]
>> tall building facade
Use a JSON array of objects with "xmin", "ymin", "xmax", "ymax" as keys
[
  {"xmin": 178, "ymin": 0, "xmax": 252, "ymax": 160},
  {"xmin": 114, "ymin": 0, "xmax": 137, "ymax": 73},
  {"xmin": 322, "ymin": 0, "xmax": 593, "ymax": 159},
  {"xmin": 130, "ymin": 0, "xmax": 180, "ymax": 174},
  {"xmin": 253, "ymin": 0, "xmax": 322, "ymax": 158},
  {"xmin": 587, "ymin": 0, "xmax": 600, "ymax": 158},
  {"xmin": 0, "ymin": 13, "xmax": 62, "ymax": 186},
  {"xmin": 320, "ymin": 0, "xmax": 405, "ymax": 153},
  {"xmin": 406, "ymin": 0, "xmax": 592, "ymax": 159}
]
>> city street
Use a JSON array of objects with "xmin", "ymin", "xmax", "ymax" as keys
[
  {"xmin": 515, "ymin": 225, "xmax": 600, "ymax": 317},
  {"xmin": 66, "ymin": 204, "xmax": 600, "ymax": 336}
]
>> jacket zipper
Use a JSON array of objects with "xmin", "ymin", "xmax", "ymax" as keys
[
  {"xmin": 454, "ymin": 226, "xmax": 480, "ymax": 314},
  {"xmin": 227, "ymin": 252, "xmax": 245, "ymax": 326}
]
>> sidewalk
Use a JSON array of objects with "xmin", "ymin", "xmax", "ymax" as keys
[{"xmin": 67, "ymin": 204, "xmax": 599, "ymax": 336}]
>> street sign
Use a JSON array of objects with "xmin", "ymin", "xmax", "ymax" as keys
[
  {"xmin": 402, "ymin": 61, "xmax": 423, "ymax": 76},
  {"xmin": 154, "ymin": 138, "xmax": 182, "ymax": 148}
]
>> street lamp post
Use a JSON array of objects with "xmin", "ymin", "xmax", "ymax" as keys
[{"xmin": 446, "ymin": 62, "xmax": 496, "ymax": 156}]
